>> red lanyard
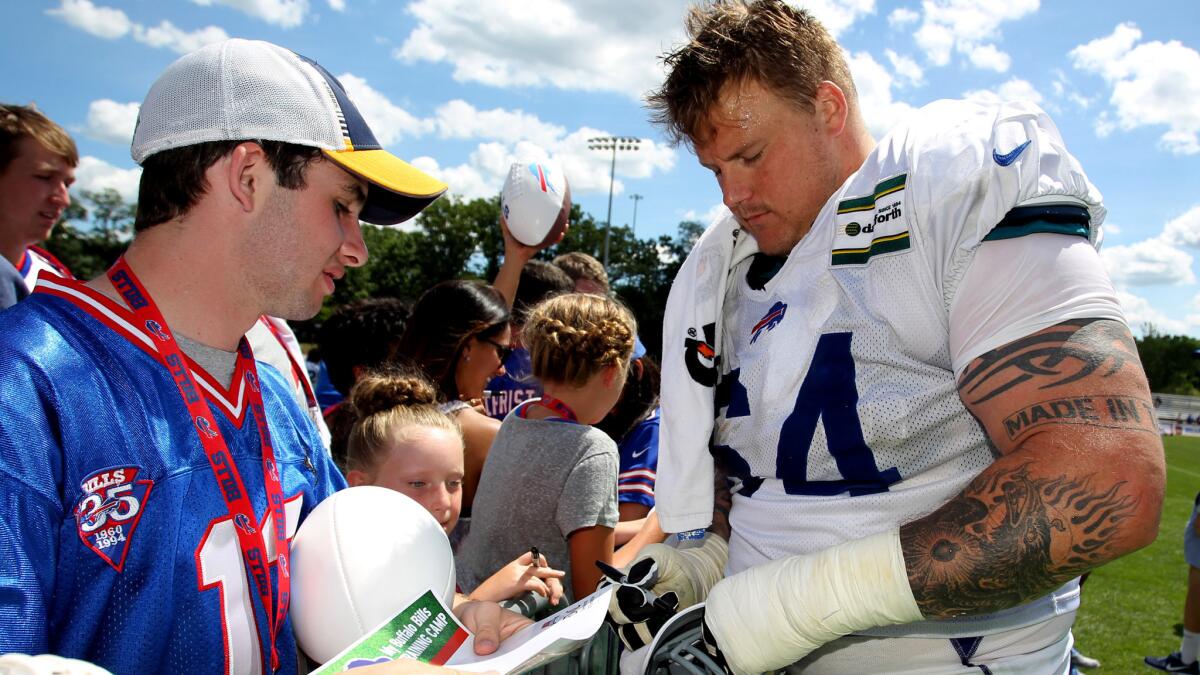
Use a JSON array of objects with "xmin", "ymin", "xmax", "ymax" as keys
[
  {"xmin": 530, "ymin": 395, "xmax": 579, "ymax": 423},
  {"xmin": 108, "ymin": 258, "xmax": 290, "ymax": 672}
]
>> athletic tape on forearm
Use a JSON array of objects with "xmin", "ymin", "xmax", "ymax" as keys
[
  {"xmin": 648, "ymin": 533, "xmax": 728, "ymax": 609},
  {"xmin": 704, "ymin": 529, "xmax": 923, "ymax": 674}
]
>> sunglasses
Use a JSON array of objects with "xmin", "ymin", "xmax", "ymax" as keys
[{"xmin": 479, "ymin": 337, "xmax": 514, "ymax": 363}]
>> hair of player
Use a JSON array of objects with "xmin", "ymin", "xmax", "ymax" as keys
[
  {"xmin": 0, "ymin": 103, "xmax": 78, "ymax": 172},
  {"xmin": 522, "ymin": 293, "xmax": 637, "ymax": 388},
  {"xmin": 552, "ymin": 251, "xmax": 609, "ymax": 294},
  {"xmin": 514, "ymin": 260, "xmax": 573, "ymax": 325},
  {"xmin": 344, "ymin": 365, "xmax": 463, "ymax": 476},
  {"xmin": 133, "ymin": 140, "xmax": 324, "ymax": 231},
  {"xmin": 394, "ymin": 279, "xmax": 511, "ymax": 401},
  {"xmin": 646, "ymin": 0, "xmax": 858, "ymax": 147},
  {"xmin": 596, "ymin": 355, "xmax": 661, "ymax": 443},
  {"xmin": 319, "ymin": 297, "xmax": 411, "ymax": 396}
]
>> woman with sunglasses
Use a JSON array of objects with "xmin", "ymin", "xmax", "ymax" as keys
[{"xmin": 395, "ymin": 280, "xmax": 512, "ymax": 521}]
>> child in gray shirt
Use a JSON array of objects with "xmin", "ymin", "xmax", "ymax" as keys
[{"xmin": 457, "ymin": 293, "xmax": 638, "ymax": 602}]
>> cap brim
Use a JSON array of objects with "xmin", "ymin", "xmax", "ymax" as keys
[{"xmin": 323, "ymin": 148, "xmax": 447, "ymax": 226}]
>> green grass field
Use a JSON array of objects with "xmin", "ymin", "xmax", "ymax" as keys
[{"xmin": 1073, "ymin": 435, "xmax": 1200, "ymax": 673}]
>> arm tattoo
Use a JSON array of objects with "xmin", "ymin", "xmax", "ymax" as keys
[
  {"xmin": 902, "ymin": 319, "xmax": 1150, "ymax": 618},
  {"xmin": 901, "ymin": 463, "xmax": 1137, "ymax": 618},
  {"xmin": 958, "ymin": 319, "xmax": 1139, "ymax": 405},
  {"xmin": 708, "ymin": 465, "xmax": 733, "ymax": 541}
]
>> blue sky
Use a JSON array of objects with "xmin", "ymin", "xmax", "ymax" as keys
[{"xmin": 5, "ymin": 1, "xmax": 1199, "ymax": 335}]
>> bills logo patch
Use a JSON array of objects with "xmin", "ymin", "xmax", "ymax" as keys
[
  {"xmin": 75, "ymin": 466, "xmax": 154, "ymax": 572},
  {"xmin": 750, "ymin": 301, "xmax": 787, "ymax": 344}
]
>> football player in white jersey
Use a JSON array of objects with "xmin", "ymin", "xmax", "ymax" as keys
[
  {"xmin": 607, "ymin": 2, "xmax": 1166, "ymax": 673},
  {"xmin": 0, "ymin": 104, "xmax": 77, "ymax": 307}
]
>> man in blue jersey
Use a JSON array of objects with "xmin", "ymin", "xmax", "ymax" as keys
[{"xmin": 0, "ymin": 39, "xmax": 523, "ymax": 674}]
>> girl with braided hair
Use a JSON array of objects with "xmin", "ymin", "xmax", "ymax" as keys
[
  {"xmin": 344, "ymin": 365, "xmax": 566, "ymax": 606},
  {"xmin": 456, "ymin": 293, "xmax": 637, "ymax": 602}
]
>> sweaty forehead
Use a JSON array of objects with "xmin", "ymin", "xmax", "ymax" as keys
[{"xmin": 693, "ymin": 80, "xmax": 767, "ymax": 151}]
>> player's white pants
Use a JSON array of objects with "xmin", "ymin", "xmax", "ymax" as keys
[{"xmin": 784, "ymin": 612, "xmax": 1074, "ymax": 675}]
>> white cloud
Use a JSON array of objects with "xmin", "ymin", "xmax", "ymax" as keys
[
  {"xmin": 327, "ymin": 0, "xmax": 345, "ymax": 10},
  {"xmin": 888, "ymin": 7, "xmax": 919, "ymax": 27},
  {"xmin": 1160, "ymin": 206, "xmax": 1200, "ymax": 249},
  {"xmin": 340, "ymin": 86, "xmax": 676, "ymax": 202},
  {"xmin": 410, "ymin": 155, "xmax": 495, "ymax": 202},
  {"xmin": 912, "ymin": 0, "xmax": 1038, "ymax": 73},
  {"xmin": 1100, "ymin": 239, "xmax": 1195, "ymax": 286},
  {"xmin": 82, "ymin": 100, "xmax": 140, "ymax": 146},
  {"xmin": 432, "ymin": 101, "xmax": 565, "ymax": 148},
  {"xmin": 336, "ymin": 74, "xmax": 433, "ymax": 145},
  {"xmin": 1116, "ymin": 290, "xmax": 1191, "ymax": 336},
  {"xmin": 392, "ymin": 0, "xmax": 880, "ymax": 99},
  {"xmin": 132, "ymin": 21, "xmax": 229, "ymax": 55},
  {"xmin": 73, "ymin": 156, "xmax": 141, "ymax": 203},
  {"xmin": 46, "ymin": 0, "xmax": 132, "ymax": 39},
  {"xmin": 1070, "ymin": 23, "xmax": 1200, "ymax": 155},
  {"xmin": 962, "ymin": 77, "xmax": 1043, "ymax": 106},
  {"xmin": 885, "ymin": 49, "xmax": 924, "ymax": 87},
  {"xmin": 190, "ymin": 0, "xmax": 308, "ymax": 28},
  {"xmin": 682, "ymin": 203, "xmax": 731, "ymax": 228},
  {"xmin": 428, "ymin": 127, "xmax": 675, "ymax": 201},
  {"xmin": 48, "ymin": 0, "xmax": 228, "ymax": 55},
  {"xmin": 966, "ymin": 44, "xmax": 1010, "ymax": 72},
  {"xmin": 795, "ymin": 0, "xmax": 877, "ymax": 38},
  {"xmin": 1069, "ymin": 22, "xmax": 1140, "ymax": 76},
  {"xmin": 395, "ymin": 0, "xmax": 683, "ymax": 99},
  {"xmin": 846, "ymin": 51, "xmax": 919, "ymax": 138}
]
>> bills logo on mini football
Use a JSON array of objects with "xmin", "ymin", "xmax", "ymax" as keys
[
  {"xmin": 527, "ymin": 163, "xmax": 558, "ymax": 195},
  {"xmin": 750, "ymin": 301, "xmax": 787, "ymax": 344},
  {"xmin": 75, "ymin": 466, "xmax": 154, "ymax": 572}
]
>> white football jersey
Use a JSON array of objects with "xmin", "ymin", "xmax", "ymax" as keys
[{"xmin": 711, "ymin": 99, "xmax": 1104, "ymax": 636}]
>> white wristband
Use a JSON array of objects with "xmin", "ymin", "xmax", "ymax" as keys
[{"xmin": 704, "ymin": 529, "xmax": 922, "ymax": 674}]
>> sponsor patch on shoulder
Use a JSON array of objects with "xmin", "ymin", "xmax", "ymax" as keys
[
  {"xmin": 831, "ymin": 172, "xmax": 910, "ymax": 266},
  {"xmin": 74, "ymin": 466, "xmax": 154, "ymax": 572}
]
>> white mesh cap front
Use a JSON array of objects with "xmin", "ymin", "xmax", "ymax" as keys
[{"xmin": 131, "ymin": 39, "xmax": 345, "ymax": 164}]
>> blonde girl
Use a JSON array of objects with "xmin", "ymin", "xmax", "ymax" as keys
[{"xmin": 456, "ymin": 293, "xmax": 637, "ymax": 601}]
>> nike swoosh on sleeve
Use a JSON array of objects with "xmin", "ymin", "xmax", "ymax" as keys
[{"xmin": 992, "ymin": 139, "xmax": 1031, "ymax": 166}]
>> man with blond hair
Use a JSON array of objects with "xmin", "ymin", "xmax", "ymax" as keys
[
  {"xmin": 554, "ymin": 250, "xmax": 609, "ymax": 295},
  {"xmin": 0, "ymin": 103, "xmax": 77, "ymax": 307}
]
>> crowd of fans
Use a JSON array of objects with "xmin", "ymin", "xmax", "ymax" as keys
[{"xmin": 306, "ymin": 228, "xmax": 667, "ymax": 607}]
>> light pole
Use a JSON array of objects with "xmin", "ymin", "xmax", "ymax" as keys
[
  {"xmin": 588, "ymin": 136, "xmax": 641, "ymax": 268},
  {"xmin": 629, "ymin": 193, "xmax": 644, "ymax": 236}
]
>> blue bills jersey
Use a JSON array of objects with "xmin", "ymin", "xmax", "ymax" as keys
[
  {"xmin": 0, "ymin": 275, "xmax": 346, "ymax": 675},
  {"xmin": 617, "ymin": 409, "xmax": 659, "ymax": 509}
]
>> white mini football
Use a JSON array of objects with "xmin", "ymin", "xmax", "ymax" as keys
[
  {"xmin": 289, "ymin": 486, "xmax": 457, "ymax": 663},
  {"xmin": 500, "ymin": 161, "xmax": 571, "ymax": 247}
]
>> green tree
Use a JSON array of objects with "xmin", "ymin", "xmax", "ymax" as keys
[
  {"xmin": 43, "ymin": 191, "xmax": 131, "ymax": 279},
  {"xmin": 1135, "ymin": 325, "xmax": 1200, "ymax": 395}
]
